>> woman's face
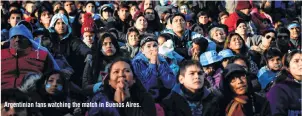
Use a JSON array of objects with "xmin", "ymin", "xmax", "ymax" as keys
[
  {"xmin": 85, "ymin": 3, "xmax": 95, "ymax": 13},
  {"xmin": 130, "ymin": 6, "xmax": 138, "ymax": 17},
  {"xmin": 78, "ymin": 13, "xmax": 84, "ymax": 24},
  {"xmin": 228, "ymin": 35, "xmax": 243, "ymax": 51},
  {"xmin": 101, "ymin": 37, "xmax": 117, "ymax": 56},
  {"xmin": 267, "ymin": 56, "xmax": 282, "ymax": 71},
  {"xmin": 135, "ymin": 16, "xmax": 148, "ymax": 31},
  {"xmin": 262, "ymin": 32, "xmax": 275, "ymax": 47},
  {"xmin": 289, "ymin": 53, "xmax": 302, "ymax": 81},
  {"xmin": 45, "ymin": 74, "xmax": 63, "ymax": 95},
  {"xmin": 40, "ymin": 11, "xmax": 52, "ymax": 26},
  {"xmin": 180, "ymin": 6, "xmax": 188, "ymax": 14},
  {"xmin": 128, "ymin": 32, "xmax": 139, "ymax": 46},
  {"xmin": 212, "ymin": 30, "xmax": 226, "ymax": 43},
  {"xmin": 235, "ymin": 23, "xmax": 247, "ymax": 35},
  {"xmin": 109, "ymin": 61, "xmax": 135, "ymax": 89},
  {"xmin": 141, "ymin": 41, "xmax": 158, "ymax": 59},
  {"xmin": 229, "ymin": 73, "xmax": 248, "ymax": 95}
]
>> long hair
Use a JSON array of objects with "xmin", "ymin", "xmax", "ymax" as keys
[
  {"xmin": 102, "ymin": 58, "xmax": 147, "ymax": 99},
  {"xmin": 91, "ymin": 32, "xmax": 120, "ymax": 79},
  {"xmin": 224, "ymin": 33, "xmax": 249, "ymax": 56},
  {"xmin": 144, "ymin": 8, "xmax": 162, "ymax": 31}
]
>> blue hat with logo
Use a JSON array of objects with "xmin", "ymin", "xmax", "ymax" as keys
[
  {"xmin": 218, "ymin": 49, "xmax": 235, "ymax": 59},
  {"xmin": 200, "ymin": 50, "xmax": 223, "ymax": 66}
]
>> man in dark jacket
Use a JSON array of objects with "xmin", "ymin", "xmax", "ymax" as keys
[
  {"xmin": 48, "ymin": 13, "xmax": 91, "ymax": 87},
  {"xmin": 1, "ymin": 24, "xmax": 54, "ymax": 89},
  {"xmin": 161, "ymin": 60, "xmax": 220, "ymax": 116},
  {"xmin": 106, "ymin": 3, "xmax": 131, "ymax": 34}
]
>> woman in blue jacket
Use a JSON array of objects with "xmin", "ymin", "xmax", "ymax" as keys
[{"xmin": 131, "ymin": 34, "xmax": 176, "ymax": 102}]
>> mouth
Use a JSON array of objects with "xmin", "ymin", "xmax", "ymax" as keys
[
  {"xmin": 236, "ymin": 85, "xmax": 247, "ymax": 91},
  {"xmin": 106, "ymin": 49, "xmax": 113, "ymax": 53},
  {"xmin": 194, "ymin": 81, "xmax": 201, "ymax": 84}
]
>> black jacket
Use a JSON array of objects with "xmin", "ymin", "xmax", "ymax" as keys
[{"xmin": 161, "ymin": 84, "xmax": 221, "ymax": 116}]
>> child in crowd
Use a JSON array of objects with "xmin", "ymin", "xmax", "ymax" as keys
[{"xmin": 162, "ymin": 60, "xmax": 220, "ymax": 116}]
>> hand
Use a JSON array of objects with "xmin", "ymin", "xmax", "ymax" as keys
[
  {"xmin": 114, "ymin": 78, "xmax": 130, "ymax": 103},
  {"xmin": 84, "ymin": 54, "xmax": 93, "ymax": 66},
  {"xmin": 150, "ymin": 50, "xmax": 158, "ymax": 64}
]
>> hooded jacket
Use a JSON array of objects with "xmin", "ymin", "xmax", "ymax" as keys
[
  {"xmin": 161, "ymin": 84, "xmax": 220, "ymax": 116},
  {"xmin": 132, "ymin": 52, "xmax": 176, "ymax": 102},
  {"xmin": 266, "ymin": 71, "xmax": 301, "ymax": 116},
  {"xmin": 48, "ymin": 13, "xmax": 91, "ymax": 86},
  {"xmin": 161, "ymin": 29, "xmax": 216, "ymax": 59},
  {"xmin": 1, "ymin": 25, "xmax": 54, "ymax": 89}
]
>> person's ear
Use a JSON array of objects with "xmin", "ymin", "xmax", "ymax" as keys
[
  {"xmin": 8, "ymin": 19, "xmax": 10, "ymax": 24},
  {"xmin": 179, "ymin": 75, "xmax": 185, "ymax": 84}
]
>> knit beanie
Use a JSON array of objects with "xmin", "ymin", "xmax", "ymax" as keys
[
  {"xmin": 236, "ymin": 1, "xmax": 252, "ymax": 10},
  {"xmin": 81, "ymin": 13, "xmax": 95, "ymax": 35}
]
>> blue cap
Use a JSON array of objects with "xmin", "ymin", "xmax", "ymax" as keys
[
  {"xmin": 218, "ymin": 49, "xmax": 235, "ymax": 59},
  {"xmin": 200, "ymin": 50, "xmax": 223, "ymax": 66}
]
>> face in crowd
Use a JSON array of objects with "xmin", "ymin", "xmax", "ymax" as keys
[
  {"xmin": 172, "ymin": 16, "xmax": 186, "ymax": 34},
  {"xmin": 101, "ymin": 37, "xmax": 117, "ymax": 56},
  {"xmin": 179, "ymin": 64, "xmax": 205, "ymax": 93},
  {"xmin": 141, "ymin": 41, "xmax": 158, "ymax": 60},
  {"xmin": 108, "ymin": 61, "xmax": 136, "ymax": 90},
  {"xmin": 45, "ymin": 73, "xmax": 64, "ymax": 95},
  {"xmin": 229, "ymin": 72, "xmax": 248, "ymax": 95},
  {"xmin": 10, "ymin": 35, "xmax": 31, "ymax": 51}
]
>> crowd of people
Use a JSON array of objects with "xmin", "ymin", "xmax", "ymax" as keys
[{"xmin": 1, "ymin": 1, "xmax": 301, "ymax": 116}]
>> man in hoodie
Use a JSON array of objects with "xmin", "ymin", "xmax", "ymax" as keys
[
  {"xmin": 107, "ymin": 3, "xmax": 131, "ymax": 34},
  {"xmin": 1, "ymin": 24, "xmax": 54, "ymax": 89},
  {"xmin": 48, "ymin": 13, "xmax": 91, "ymax": 87},
  {"xmin": 161, "ymin": 60, "xmax": 220, "ymax": 116},
  {"xmin": 162, "ymin": 13, "xmax": 216, "ymax": 59}
]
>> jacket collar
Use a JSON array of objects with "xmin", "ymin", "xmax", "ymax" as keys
[{"xmin": 172, "ymin": 84, "xmax": 210, "ymax": 100}]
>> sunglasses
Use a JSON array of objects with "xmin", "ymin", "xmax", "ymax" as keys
[
  {"xmin": 277, "ymin": 35, "xmax": 289, "ymax": 39},
  {"xmin": 265, "ymin": 35, "xmax": 275, "ymax": 40},
  {"xmin": 145, "ymin": 12, "xmax": 154, "ymax": 15}
]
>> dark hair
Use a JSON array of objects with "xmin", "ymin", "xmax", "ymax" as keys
[
  {"xmin": 178, "ymin": 60, "xmax": 203, "ymax": 83},
  {"xmin": 84, "ymin": 1, "xmax": 95, "ymax": 7},
  {"xmin": 192, "ymin": 37, "xmax": 209, "ymax": 54},
  {"xmin": 228, "ymin": 55, "xmax": 250, "ymax": 71},
  {"xmin": 158, "ymin": 33, "xmax": 173, "ymax": 41},
  {"xmin": 263, "ymin": 48, "xmax": 282, "ymax": 65},
  {"xmin": 170, "ymin": 13, "xmax": 185, "ymax": 23},
  {"xmin": 144, "ymin": 8, "xmax": 162, "ymax": 31},
  {"xmin": 8, "ymin": 9, "xmax": 23, "ymax": 19},
  {"xmin": 261, "ymin": 29, "xmax": 276, "ymax": 36},
  {"xmin": 118, "ymin": 3, "xmax": 129, "ymax": 10},
  {"xmin": 91, "ymin": 32, "xmax": 120, "ymax": 80},
  {"xmin": 224, "ymin": 33, "xmax": 249, "ymax": 56},
  {"xmin": 197, "ymin": 10, "xmax": 208, "ymax": 18},
  {"xmin": 283, "ymin": 49, "xmax": 302, "ymax": 68},
  {"xmin": 276, "ymin": 27, "xmax": 290, "ymax": 36},
  {"xmin": 218, "ymin": 11, "xmax": 229, "ymax": 21},
  {"xmin": 261, "ymin": 18, "xmax": 271, "ymax": 24},
  {"xmin": 38, "ymin": 6, "xmax": 54, "ymax": 21}
]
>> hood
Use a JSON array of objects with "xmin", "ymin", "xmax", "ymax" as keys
[
  {"xmin": 9, "ymin": 25, "xmax": 60, "ymax": 70},
  {"xmin": 133, "ymin": 52, "xmax": 167, "ymax": 63},
  {"xmin": 172, "ymin": 84, "xmax": 210, "ymax": 100},
  {"xmin": 48, "ymin": 13, "xmax": 72, "ymax": 40},
  {"xmin": 9, "ymin": 24, "xmax": 33, "ymax": 41}
]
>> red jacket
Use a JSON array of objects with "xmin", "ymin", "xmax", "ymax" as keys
[
  {"xmin": 225, "ymin": 12, "xmax": 265, "ymax": 33},
  {"xmin": 1, "ymin": 47, "xmax": 53, "ymax": 89}
]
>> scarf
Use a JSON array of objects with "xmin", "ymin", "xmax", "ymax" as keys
[
  {"xmin": 226, "ymin": 95, "xmax": 249, "ymax": 116},
  {"xmin": 236, "ymin": 10, "xmax": 251, "ymax": 22}
]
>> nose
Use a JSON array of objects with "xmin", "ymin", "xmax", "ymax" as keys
[{"xmin": 118, "ymin": 71, "xmax": 125, "ymax": 77}]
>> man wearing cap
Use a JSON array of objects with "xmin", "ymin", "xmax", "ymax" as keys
[
  {"xmin": 162, "ymin": 13, "xmax": 216, "ymax": 59},
  {"xmin": 107, "ymin": 3, "xmax": 131, "ymax": 34},
  {"xmin": 287, "ymin": 22, "xmax": 301, "ymax": 49},
  {"xmin": 1, "ymin": 25, "xmax": 54, "ymax": 89}
]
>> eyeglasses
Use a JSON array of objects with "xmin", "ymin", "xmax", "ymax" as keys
[{"xmin": 265, "ymin": 35, "xmax": 275, "ymax": 40}]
